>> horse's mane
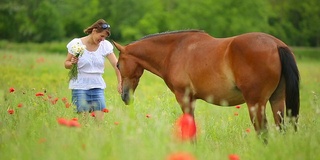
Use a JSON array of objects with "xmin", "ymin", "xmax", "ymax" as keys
[
  {"xmin": 141, "ymin": 29, "xmax": 204, "ymax": 40},
  {"xmin": 126, "ymin": 30, "xmax": 205, "ymax": 44}
]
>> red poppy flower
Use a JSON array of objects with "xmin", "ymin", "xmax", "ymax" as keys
[
  {"xmin": 245, "ymin": 128, "xmax": 251, "ymax": 133},
  {"xmin": 91, "ymin": 112, "xmax": 95, "ymax": 117},
  {"xmin": 71, "ymin": 118, "xmax": 78, "ymax": 121},
  {"xmin": 35, "ymin": 92, "xmax": 45, "ymax": 96},
  {"xmin": 8, "ymin": 109, "xmax": 15, "ymax": 114},
  {"xmin": 17, "ymin": 103, "xmax": 23, "ymax": 108},
  {"xmin": 114, "ymin": 121, "xmax": 119, "ymax": 125},
  {"xmin": 235, "ymin": 105, "xmax": 241, "ymax": 109},
  {"xmin": 51, "ymin": 97, "xmax": 59, "ymax": 105},
  {"xmin": 69, "ymin": 120, "xmax": 81, "ymax": 127},
  {"xmin": 166, "ymin": 152, "xmax": 196, "ymax": 160},
  {"xmin": 57, "ymin": 118, "xmax": 69, "ymax": 126},
  {"xmin": 175, "ymin": 114, "xmax": 197, "ymax": 141},
  {"xmin": 9, "ymin": 87, "xmax": 15, "ymax": 93},
  {"xmin": 61, "ymin": 97, "xmax": 68, "ymax": 103},
  {"xmin": 228, "ymin": 154, "xmax": 240, "ymax": 160},
  {"xmin": 65, "ymin": 102, "xmax": 71, "ymax": 108},
  {"xmin": 102, "ymin": 108, "xmax": 109, "ymax": 113}
]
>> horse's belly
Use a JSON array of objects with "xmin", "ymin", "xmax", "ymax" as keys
[{"xmin": 197, "ymin": 88, "xmax": 245, "ymax": 106}]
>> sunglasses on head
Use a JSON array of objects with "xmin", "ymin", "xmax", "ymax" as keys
[{"xmin": 101, "ymin": 23, "xmax": 111, "ymax": 29}]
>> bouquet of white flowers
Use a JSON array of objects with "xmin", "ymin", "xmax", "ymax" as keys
[{"xmin": 68, "ymin": 42, "xmax": 86, "ymax": 81}]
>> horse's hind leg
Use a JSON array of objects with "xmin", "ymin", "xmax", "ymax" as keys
[
  {"xmin": 243, "ymin": 88, "xmax": 270, "ymax": 135},
  {"xmin": 244, "ymin": 100, "xmax": 268, "ymax": 143},
  {"xmin": 269, "ymin": 78, "xmax": 286, "ymax": 131}
]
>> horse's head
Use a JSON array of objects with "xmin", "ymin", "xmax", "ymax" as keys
[{"xmin": 113, "ymin": 41, "xmax": 144, "ymax": 105}]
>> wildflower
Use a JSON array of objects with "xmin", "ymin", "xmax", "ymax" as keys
[
  {"xmin": 65, "ymin": 102, "xmax": 71, "ymax": 108},
  {"xmin": 8, "ymin": 109, "xmax": 15, "ymax": 114},
  {"xmin": 9, "ymin": 87, "xmax": 15, "ymax": 93},
  {"xmin": 91, "ymin": 112, "xmax": 95, "ymax": 117},
  {"xmin": 17, "ymin": 103, "xmax": 23, "ymax": 108},
  {"xmin": 51, "ymin": 97, "xmax": 59, "ymax": 105},
  {"xmin": 57, "ymin": 118, "xmax": 81, "ymax": 128},
  {"xmin": 61, "ymin": 97, "xmax": 68, "ymax": 103},
  {"xmin": 228, "ymin": 154, "xmax": 240, "ymax": 160},
  {"xmin": 175, "ymin": 114, "xmax": 197, "ymax": 141},
  {"xmin": 234, "ymin": 112, "xmax": 239, "ymax": 116},
  {"xmin": 69, "ymin": 120, "xmax": 81, "ymax": 127},
  {"xmin": 146, "ymin": 114, "xmax": 151, "ymax": 118},
  {"xmin": 166, "ymin": 152, "xmax": 196, "ymax": 160},
  {"xmin": 35, "ymin": 92, "xmax": 45, "ymax": 96},
  {"xmin": 68, "ymin": 42, "xmax": 86, "ymax": 81},
  {"xmin": 245, "ymin": 128, "xmax": 251, "ymax": 133},
  {"xmin": 114, "ymin": 121, "xmax": 119, "ymax": 125},
  {"xmin": 235, "ymin": 105, "xmax": 241, "ymax": 109},
  {"xmin": 57, "ymin": 118, "xmax": 69, "ymax": 126},
  {"xmin": 102, "ymin": 108, "xmax": 109, "ymax": 113}
]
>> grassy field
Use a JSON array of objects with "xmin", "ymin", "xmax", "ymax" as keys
[{"xmin": 0, "ymin": 48, "xmax": 320, "ymax": 160}]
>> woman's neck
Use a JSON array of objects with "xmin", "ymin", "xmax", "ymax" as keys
[
  {"xmin": 84, "ymin": 35, "xmax": 96, "ymax": 45},
  {"xmin": 82, "ymin": 35, "xmax": 99, "ymax": 51}
]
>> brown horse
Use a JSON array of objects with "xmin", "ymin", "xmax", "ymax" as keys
[{"xmin": 113, "ymin": 30, "xmax": 300, "ymax": 136}]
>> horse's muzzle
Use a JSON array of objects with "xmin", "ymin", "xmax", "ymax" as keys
[{"xmin": 121, "ymin": 91, "xmax": 130, "ymax": 105}]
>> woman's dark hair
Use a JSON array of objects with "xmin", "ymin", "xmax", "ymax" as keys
[{"xmin": 83, "ymin": 19, "xmax": 111, "ymax": 37}]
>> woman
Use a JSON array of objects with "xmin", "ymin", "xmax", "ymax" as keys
[{"xmin": 64, "ymin": 19, "xmax": 122, "ymax": 120}]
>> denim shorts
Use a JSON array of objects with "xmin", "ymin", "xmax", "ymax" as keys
[{"xmin": 71, "ymin": 88, "xmax": 106, "ymax": 113}]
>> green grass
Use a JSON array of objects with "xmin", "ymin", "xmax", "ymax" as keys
[
  {"xmin": 0, "ymin": 40, "xmax": 68, "ymax": 54},
  {"xmin": 0, "ymin": 48, "xmax": 320, "ymax": 160},
  {"xmin": 292, "ymin": 47, "xmax": 320, "ymax": 60}
]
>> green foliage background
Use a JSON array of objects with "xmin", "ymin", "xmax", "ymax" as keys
[{"xmin": 1, "ymin": 0, "xmax": 320, "ymax": 46}]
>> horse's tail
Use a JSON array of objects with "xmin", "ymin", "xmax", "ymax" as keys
[{"xmin": 278, "ymin": 46, "xmax": 300, "ymax": 121}]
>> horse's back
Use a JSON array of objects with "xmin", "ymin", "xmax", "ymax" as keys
[
  {"xmin": 231, "ymin": 32, "xmax": 287, "ymax": 50},
  {"xmin": 227, "ymin": 32, "xmax": 286, "ymax": 74}
]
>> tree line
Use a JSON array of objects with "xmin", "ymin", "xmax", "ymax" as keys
[{"xmin": 0, "ymin": 0, "xmax": 319, "ymax": 46}]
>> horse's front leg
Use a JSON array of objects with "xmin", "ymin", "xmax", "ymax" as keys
[
  {"xmin": 173, "ymin": 89, "xmax": 196, "ymax": 116},
  {"xmin": 174, "ymin": 89, "xmax": 197, "ymax": 142}
]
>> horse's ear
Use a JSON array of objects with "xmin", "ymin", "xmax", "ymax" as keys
[{"xmin": 112, "ymin": 41, "xmax": 125, "ymax": 53}]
